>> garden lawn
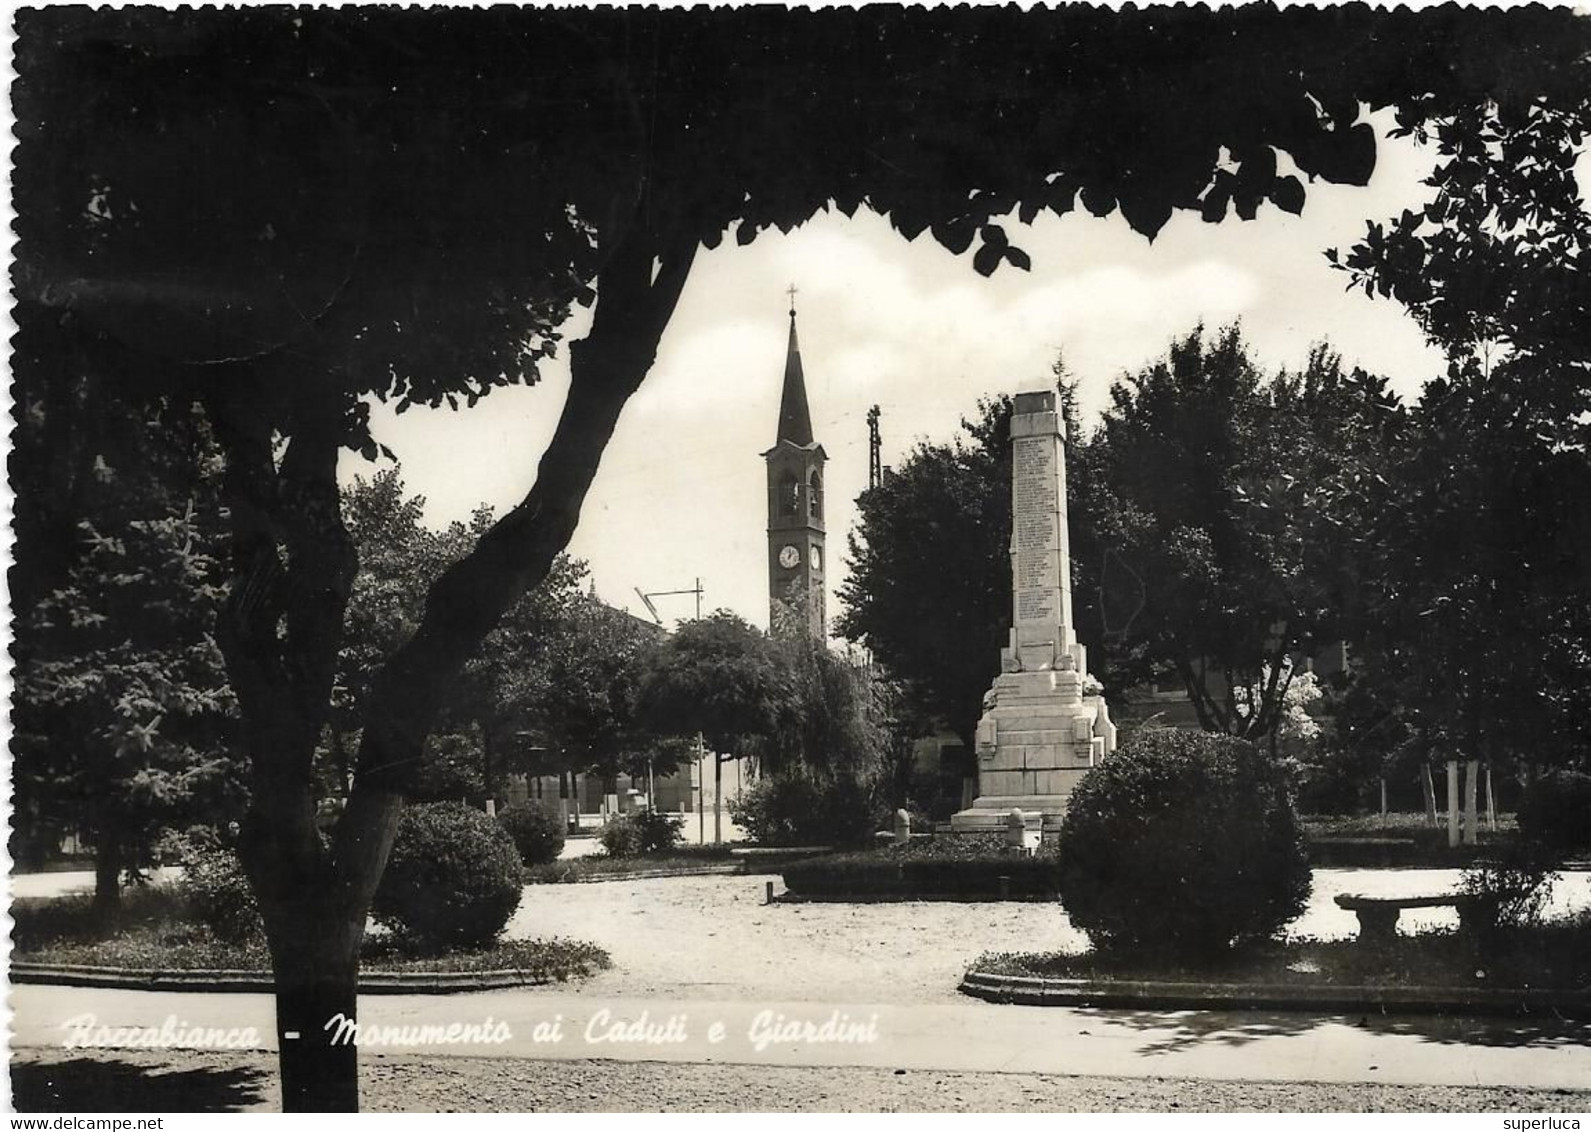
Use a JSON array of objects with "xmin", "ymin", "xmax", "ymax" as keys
[
  {"xmin": 1302, "ymin": 813, "xmax": 1526, "ymax": 867},
  {"xmin": 975, "ymin": 910, "xmax": 1591, "ymax": 994},
  {"xmin": 13, "ymin": 890, "xmax": 610, "ymax": 982},
  {"xmin": 526, "ymin": 844, "xmax": 741, "ymax": 884}
]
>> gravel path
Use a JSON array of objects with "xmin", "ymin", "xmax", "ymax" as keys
[
  {"xmin": 507, "ymin": 875, "xmax": 1089, "ymax": 1003},
  {"xmin": 14, "ymin": 1049, "xmax": 1590, "ymax": 1113},
  {"xmin": 505, "ymin": 870, "xmax": 1591, "ymax": 1004}
]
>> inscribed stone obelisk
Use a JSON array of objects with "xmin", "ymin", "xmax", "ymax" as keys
[{"xmin": 951, "ymin": 390, "xmax": 1116, "ymax": 831}]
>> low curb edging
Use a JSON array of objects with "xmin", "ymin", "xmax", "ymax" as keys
[
  {"xmin": 527, "ymin": 864, "xmax": 746, "ymax": 884},
  {"xmin": 10, "ymin": 961, "xmax": 566, "ymax": 995},
  {"xmin": 775, "ymin": 891, "xmax": 1058, "ymax": 904},
  {"xmin": 959, "ymin": 969, "xmax": 1591, "ymax": 1018}
]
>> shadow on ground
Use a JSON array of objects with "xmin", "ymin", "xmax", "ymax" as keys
[
  {"xmin": 11, "ymin": 1055, "xmax": 271, "ymax": 1112},
  {"xmin": 1353, "ymin": 1012, "xmax": 1591, "ymax": 1049},
  {"xmin": 1077, "ymin": 1008, "xmax": 1322, "ymax": 1057},
  {"xmin": 1078, "ymin": 1006, "xmax": 1591, "ymax": 1057}
]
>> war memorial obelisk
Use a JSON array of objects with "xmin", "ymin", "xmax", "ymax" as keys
[{"xmin": 952, "ymin": 389, "xmax": 1117, "ymax": 832}]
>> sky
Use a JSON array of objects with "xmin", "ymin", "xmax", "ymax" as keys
[{"xmin": 345, "ymin": 112, "xmax": 1453, "ymax": 638}]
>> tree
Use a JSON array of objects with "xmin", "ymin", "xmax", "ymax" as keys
[
  {"xmin": 642, "ymin": 614, "xmax": 886, "ymax": 843},
  {"xmin": 1334, "ymin": 77, "xmax": 1591, "ymax": 792},
  {"xmin": 10, "ymin": 394, "xmax": 242, "ymax": 912},
  {"xmin": 637, "ymin": 612, "xmax": 793, "ymax": 840},
  {"xmin": 770, "ymin": 637, "xmax": 885, "ymax": 786},
  {"xmin": 1351, "ymin": 367, "xmax": 1591, "ymax": 783},
  {"xmin": 519, "ymin": 595, "xmax": 681, "ymax": 786},
  {"xmin": 838, "ymin": 397, "xmax": 1017, "ymax": 751},
  {"xmin": 1089, "ymin": 326, "xmax": 1402, "ymax": 738},
  {"xmin": 1335, "ymin": 92, "xmax": 1591, "ymax": 400},
  {"xmin": 16, "ymin": 6, "xmax": 1588, "ymax": 1109}
]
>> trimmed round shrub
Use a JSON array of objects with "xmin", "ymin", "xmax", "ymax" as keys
[
  {"xmin": 373, "ymin": 802, "xmax": 523, "ymax": 953},
  {"xmin": 497, "ymin": 804, "xmax": 566, "ymax": 866},
  {"xmin": 598, "ymin": 808, "xmax": 682, "ymax": 857},
  {"xmin": 1057, "ymin": 728, "xmax": 1311, "ymax": 958},
  {"xmin": 178, "ymin": 841, "xmax": 264, "ymax": 943},
  {"xmin": 1517, "ymin": 770, "xmax": 1591, "ymax": 854}
]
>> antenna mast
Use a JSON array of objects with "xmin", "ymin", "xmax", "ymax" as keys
[{"xmin": 867, "ymin": 405, "xmax": 882, "ymax": 489}]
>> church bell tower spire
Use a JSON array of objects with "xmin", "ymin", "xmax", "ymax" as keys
[
  {"xmin": 763, "ymin": 288, "xmax": 827, "ymax": 638},
  {"xmin": 777, "ymin": 287, "xmax": 815, "ymax": 447}
]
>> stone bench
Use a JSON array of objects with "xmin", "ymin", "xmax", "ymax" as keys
[{"xmin": 1334, "ymin": 892, "xmax": 1488, "ymax": 944}]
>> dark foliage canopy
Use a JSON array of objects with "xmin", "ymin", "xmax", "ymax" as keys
[{"xmin": 20, "ymin": 6, "xmax": 1587, "ymax": 418}]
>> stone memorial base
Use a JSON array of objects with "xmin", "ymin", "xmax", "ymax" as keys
[{"xmin": 949, "ymin": 667, "xmax": 1113, "ymax": 832}]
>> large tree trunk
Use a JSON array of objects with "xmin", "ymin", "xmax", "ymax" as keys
[
  {"xmin": 268, "ymin": 913, "xmax": 363, "ymax": 1112},
  {"xmin": 239, "ymin": 723, "xmax": 369, "ymax": 1110},
  {"xmin": 209, "ymin": 376, "xmax": 373, "ymax": 1111},
  {"xmin": 90, "ymin": 832, "xmax": 121, "ymax": 922}
]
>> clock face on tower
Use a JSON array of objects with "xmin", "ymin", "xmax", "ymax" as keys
[
  {"xmin": 811, "ymin": 545, "xmax": 823, "ymax": 571},
  {"xmin": 779, "ymin": 544, "xmax": 801, "ymax": 569}
]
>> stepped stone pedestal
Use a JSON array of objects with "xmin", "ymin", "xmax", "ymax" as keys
[{"xmin": 952, "ymin": 390, "xmax": 1116, "ymax": 833}]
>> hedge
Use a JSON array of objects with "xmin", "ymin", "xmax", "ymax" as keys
[
  {"xmin": 1518, "ymin": 770, "xmax": 1591, "ymax": 854},
  {"xmin": 781, "ymin": 845, "xmax": 1057, "ymax": 899}
]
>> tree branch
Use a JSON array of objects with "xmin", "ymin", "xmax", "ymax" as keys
[
  {"xmin": 1252, "ymin": 623, "xmax": 1293, "ymax": 738},
  {"xmin": 276, "ymin": 384, "xmax": 359, "ymax": 761},
  {"xmin": 1176, "ymin": 655, "xmax": 1225, "ymax": 732},
  {"xmin": 332, "ymin": 226, "xmax": 699, "ymax": 907}
]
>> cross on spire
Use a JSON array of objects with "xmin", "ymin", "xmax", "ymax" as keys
[{"xmin": 776, "ymin": 288, "xmax": 813, "ymax": 446}]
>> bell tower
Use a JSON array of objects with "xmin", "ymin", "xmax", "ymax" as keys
[{"xmin": 763, "ymin": 289, "xmax": 827, "ymax": 638}]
